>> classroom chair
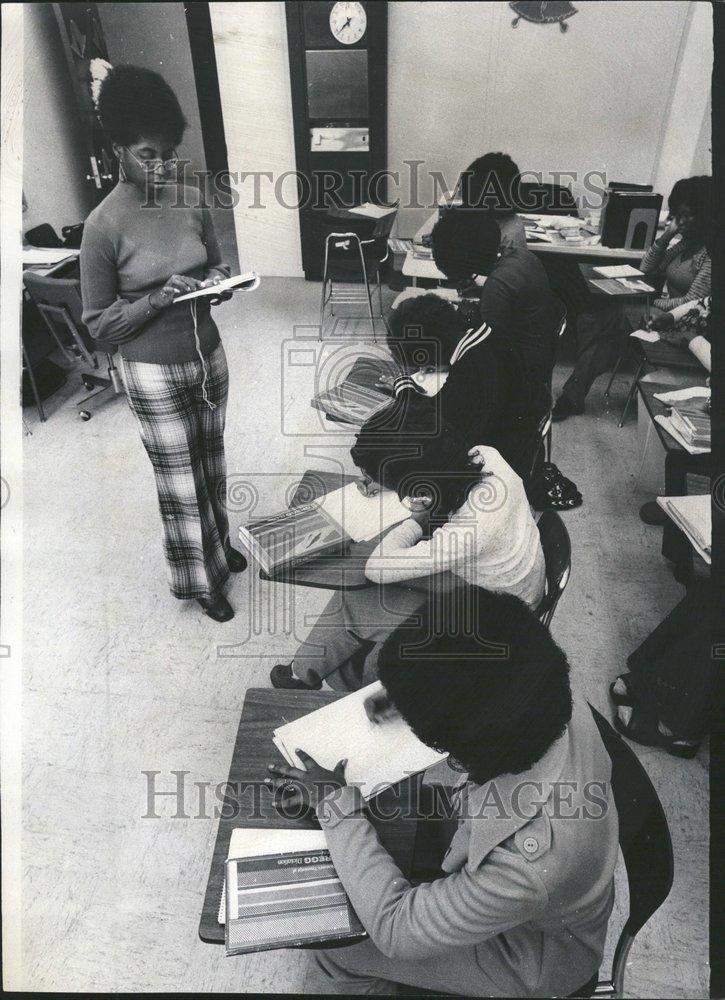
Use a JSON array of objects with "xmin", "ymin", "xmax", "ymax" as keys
[
  {"xmin": 401, "ymin": 705, "xmax": 673, "ymax": 1000},
  {"xmin": 534, "ymin": 510, "xmax": 571, "ymax": 627},
  {"xmin": 603, "ymin": 344, "xmax": 647, "ymax": 428},
  {"xmin": 319, "ymin": 203, "xmax": 399, "ymax": 342},
  {"xmin": 22, "ymin": 271, "xmax": 123, "ymax": 421}
]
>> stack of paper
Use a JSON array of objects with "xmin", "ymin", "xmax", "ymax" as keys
[
  {"xmin": 593, "ymin": 264, "xmax": 642, "ymax": 278},
  {"xmin": 22, "ymin": 247, "xmax": 79, "ymax": 265},
  {"xmin": 656, "ymin": 495, "xmax": 711, "ymax": 564},
  {"xmin": 273, "ymin": 681, "xmax": 446, "ymax": 800}
]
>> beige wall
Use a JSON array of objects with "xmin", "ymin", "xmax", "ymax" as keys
[
  {"xmin": 209, "ymin": 2, "xmax": 304, "ymax": 277},
  {"xmin": 97, "ymin": 1, "xmax": 207, "ymax": 178},
  {"xmin": 23, "ymin": 4, "xmax": 95, "ymax": 235},
  {"xmin": 209, "ymin": 0, "xmax": 711, "ymax": 273}
]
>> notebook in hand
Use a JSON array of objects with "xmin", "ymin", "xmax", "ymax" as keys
[
  {"xmin": 272, "ymin": 681, "xmax": 447, "ymax": 801},
  {"xmin": 223, "ymin": 828, "xmax": 364, "ymax": 955},
  {"xmin": 174, "ymin": 271, "xmax": 260, "ymax": 302},
  {"xmin": 238, "ymin": 484, "xmax": 411, "ymax": 577}
]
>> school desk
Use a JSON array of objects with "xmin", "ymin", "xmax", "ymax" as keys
[{"xmin": 199, "ymin": 688, "xmax": 439, "ymax": 944}]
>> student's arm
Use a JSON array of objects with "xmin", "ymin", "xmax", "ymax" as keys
[
  {"xmin": 365, "ymin": 511, "xmax": 483, "ymax": 584},
  {"xmin": 80, "ymin": 222, "xmax": 162, "ymax": 343},
  {"xmin": 477, "ymin": 273, "xmax": 514, "ymax": 339},
  {"xmin": 316, "ymin": 786, "xmax": 548, "ymax": 960}
]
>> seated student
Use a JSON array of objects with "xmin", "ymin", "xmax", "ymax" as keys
[
  {"xmin": 458, "ymin": 151, "xmax": 527, "ymax": 248},
  {"xmin": 384, "ymin": 293, "xmax": 539, "ymax": 478},
  {"xmin": 553, "ymin": 175, "xmax": 712, "ymax": 420},
  {"xmin": 266, "ymin": 587, "xmax": 619, "ymax": 997},
  {"xmin": 270, "ymin": 425, "xmax": 545, "ymax": 692},
  {"xmin": 432, "ymin": 207, "xmax": 566, "ymax": 423}
]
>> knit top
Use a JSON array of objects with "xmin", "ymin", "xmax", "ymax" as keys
[
  {"xmin": 80, "ymin": 181, "xmax": 229, "ymax": 364},
  {"xmin": 640, "ymin": 235, "xmax": 711, "ymax": 312}
]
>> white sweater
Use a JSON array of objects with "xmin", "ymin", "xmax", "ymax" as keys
[{"xmin": 365, "ymin": 447, "xmax": 546, "ymax": 609}]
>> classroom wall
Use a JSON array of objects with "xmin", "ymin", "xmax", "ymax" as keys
[
  {"xmin": 22, "ymin": 4, "xmax": 96, "ymax": 235},
  {"xmin": 652, "ymin": 1, "xmax": 712, "ymax": 201},
  {"xmin": 97, "ymin": 2, "xmax": 207, "ymax": 178},
  {"xmin": 209, "ymin": 2, "xmax": 304, "ymax": 277},
  {"xmin": 387, "ymin": 0, "xmax": 700, "ymax": 235}
]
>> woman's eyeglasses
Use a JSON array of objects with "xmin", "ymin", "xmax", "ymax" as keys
[{"xmin": 124, "ymin": 147, "xmax": 179, "ymax": 172}]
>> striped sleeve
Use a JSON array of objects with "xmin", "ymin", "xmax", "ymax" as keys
[
  {"xmin": 654, "ymin": 254, "xmax": 711, "ymax": 311},
  {"xmin": 394, "ymin": 375, "xmax": 425, "ymax": 396}
]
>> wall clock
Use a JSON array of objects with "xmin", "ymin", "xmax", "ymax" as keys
[{"xmin": 329, "ymin": 1, "xmax": 367, "ymax": 45}]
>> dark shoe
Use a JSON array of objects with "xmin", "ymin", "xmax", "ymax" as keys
[
  {"xmin": 639, "ymin": 501, "xmax": 669, "ymax": 527},
  {"xmin": 270, "ymin": 663, "xmax": 322, "ymax": 691},
  {"xmin": 552, "ymin": 396, "xmax": 584, "ymax": 422},
  {"xmin": 614, "ymin": 706, "xmax": 700, "ymax": 759},
  {"xmin": 197, "ymin": 594, "xmax": 234, "ymax": 622},
  {"xmin": 227, "ymin": 548, "xmax": 248, "ymax": 573}
]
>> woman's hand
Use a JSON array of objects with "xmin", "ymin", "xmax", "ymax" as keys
[
  {"xmin": 661, "ymin": 216, "xmax": 679, "ymax": 242},
  {"xmin": 646, "ymin": 310, "xmax": 675, "ymax": 333},
  {"xmin": 202, "ymin": 275, "xmax": 233, "ymax": 306},
  {"xmin": 356, "ymin": 475, "xmax": 380, "ymax": 498},
  {"xmin": 149, "ymin": 274, "xmax": 202, "ymax": 309},
  {"xmin": 266, "ymin": 749, "xmax": 348, "ymax": 813},
  {"xmin": 468, "ymin": 444, "xmax": 488, "ymax": 468}
]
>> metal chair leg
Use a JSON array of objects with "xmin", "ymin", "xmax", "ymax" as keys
[
  {"xmin": 319, "ymin": 237, "xmax": 331, "ymax": 341},
  {"xmin": 618, "ymin": 360, "xmax": 645, "ymax": 427},
  {"xmin": 604, "ymin": 349, "xmax": 625, "ymax": 398},
  {"xmin": 356, "ymin": 243, "xmax": 376, "ymax": 342},
  {"xmin": 22, "ymin": 344, "xmax": 46, "ymax": 422}
]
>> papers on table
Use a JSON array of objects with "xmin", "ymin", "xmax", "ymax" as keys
[
  {"xmin": 631, "ymin": 328, "xmax": 660, "ymax": 343},
  {"xmin": 22, "ymin": 247, "xmax": 80, "ymax": 265},
  {"xmin": 348, "ymin": 202, "xmax": 396, "ymax": 219},
  {"xmin": 174, "ymin": 271, "xmax": 260, "ymax": 302},
  {"xmin": 653, "ymin": 386, "xmax": 710, "ymax": 404},
  {"xmin": 593, "ymin": 264, "xmax": 643, "ymax": 278},
  {"xmin": 273, "ymin": 681, "xmax": 446, "ymax": 801},
  {"xmin": 589, "ymin": 277, "xmax": 653, "ymax": 295},
  {"xmin": 654, "ymin": 415, "xmax": 709, "ymax": 455},
  {"xmin": 315, "ymin": 483, "xmax": 410, "ymax": 543},
  {"xmin": 656, "ymin": 495, "xmax": 711, "ymax": 565}
]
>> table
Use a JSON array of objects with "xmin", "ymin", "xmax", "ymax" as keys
[
  {"xmin": 578, "ymin": 263, "xmax": 655, "ymax": 299},
  {"xmin": 637, "ymin": 374, "xmax": 710, "ymax": 578},
  {"xmin": 257, "ymin": 469, "xmax": 375, "ymax": 591},
  {"xmin": 199, "ymin": 688, "xmax": 431, "ymax": 944}
]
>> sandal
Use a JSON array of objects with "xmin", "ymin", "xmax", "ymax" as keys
[
  {"xmin": 609, "ymin": 674, "xmax": 636, "ymax": 707},
  {"xmin": 614, "ymin": 706, "xmax": 700, "ymax": 759}
]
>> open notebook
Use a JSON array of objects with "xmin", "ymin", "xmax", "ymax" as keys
[
  {"xmin": 656, "ymin": 495, "xmax": 711, "ymax": 564},
  {"xmin": 272, "ymin": 681, "xmax": 446, "ymax": 801},
  {"xmin": 174, "ymin": 271, "xmax": 260, "ymax": 302}
]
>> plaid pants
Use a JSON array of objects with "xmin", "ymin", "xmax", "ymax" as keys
[{"xmin": 121, "ymin": 344, "xmax": 231, "ymax": 600}]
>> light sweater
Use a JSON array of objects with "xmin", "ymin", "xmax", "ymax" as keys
[
  {"xmin": 365, "ymin": 447, "xmax": 546, "ymax": 609},
  {"xmin": 80, "ymin": 181, "xmax": 229, "ymax": 363}
]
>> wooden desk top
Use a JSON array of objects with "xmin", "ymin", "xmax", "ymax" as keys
[
  {"xmin": 402, "ymin": 253, "xmax": 447, "ymax": 282},
  {"xmin": 199, "ymin": 688, "xmax": 422, "ymax": 944}
]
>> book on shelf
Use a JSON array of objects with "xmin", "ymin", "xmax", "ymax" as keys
[
  {"xmin": 237, "ymin": 483, "xmax": 411, "ymax": 577},
  {"xmin": 221, "ymin": 828, "xmax": 365, "ymax": 955}
]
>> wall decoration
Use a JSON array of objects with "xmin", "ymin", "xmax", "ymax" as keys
[{"xmin": 510, "ymin": 1, "xmax": 578, "ymax": 32}]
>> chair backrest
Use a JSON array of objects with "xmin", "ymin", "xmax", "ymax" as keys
[
  {"xmin": 535, "ymin": 509, "xmax": 571, "ymax": 627},
  {"xmin": 23, "ymin": 272, "xmax": 97, "ymax": 354},
  {"xmin": 589, "ymin": 705, "xmax": 674, "ymax": 995}
]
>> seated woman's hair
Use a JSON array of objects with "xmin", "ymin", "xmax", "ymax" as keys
[
  {"xmin": 388, "ymin": 295, "xmax": 467, "ymax": 369},
  {"xmin": 97, "ymin": 65, "xmax": 187, "ymax": 146},
  {"xmin": 459, "ymin": 152, "xmax": 520, "ymax": 215},
  {"xmin": 378, "ymin": 587, "xmax": 573, "ymax": 783},
  {"xmin": 432, "ymin": 207, "xmax": 502, "ymax": 281},
  {"xmin": 350, "ymin": 419, "xmax": 481, "ymax": 525},
  {"xmin": 668, "ymin": 175, "xmax": 712, "ymax": 229}
]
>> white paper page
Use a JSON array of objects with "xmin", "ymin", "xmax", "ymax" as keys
[
  {"xmin": 315, "ymin": 483, "xmax": 410, "ymax": 542},
  {"xmin": 348, "ymin": 203, "xmax": 395, "ymax": 219},
  {"xmin": 594, "ymin": 264, "xmax": 642, "ymax": 278},
  {"xmin": 22, "ymin": 247, "xmax": 80, "ymax": 264},
  {"xmin": 273, "ymin": 681, "xmax": 446, "ymax": 800},
  {"xmin": 631, "ymin": 328, "xmax": 660, "ymax": 343},
  {"xmin": 656, "ymin": 495, "xmax": 711, "ymax": 563},
  {"xmin": 174, "ymin": 271, "xmax": 260, "ymax": 302},
  {"xmin": 653, "ymin": 386, "xmax": 710, "ymax": 403}
]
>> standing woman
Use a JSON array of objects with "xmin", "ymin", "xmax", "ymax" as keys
[{"xmin": 81, "ymin": 66, "xmax": 246, "ymax": 622}]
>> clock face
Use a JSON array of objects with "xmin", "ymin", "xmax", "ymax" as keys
[{"xmin": 329, "ymin": 1, "xmax": 367, "ymax": 45}]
